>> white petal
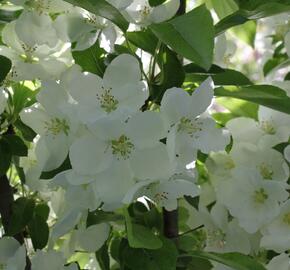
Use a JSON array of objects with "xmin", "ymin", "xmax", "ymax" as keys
[
  {"xmin": 37, "ymin": 81, "xmax": 69, "ymax": 117},
  {"xmin": 226, "ymin": 117, "xmax": 263, "ymax": 144},
  {"xmin": 15, "ymin": 11, "xmax": 58, "ymax": 48},
  {"xmin": 284, "ymin": 145, "xmax": 290, "ymax": 163},
  {"xmin": 130, "ymin": 143, "xmax": 172, "ymax": 180},
  {"xmin": 76, "ymin": 223, "xmax": 110, "ymax": 252},
  {"xmin": 0, "ymin": 237, "xmax": 20, "ymax": 262},
  {"xmin": 51, "ymin": 209, "xmax": 82, "ymax": 240},
  {"xmin": 66, "ymin": 170, "xmax": 95, "ymax": 186},
  {"xmin": 0, "ymin": 89, "xmax": 7, "ymax": 115},
  {"xmin": 127, "ymin": 111, "xmax": 167, "ymax": 148},
  {"xmin": 61, "ymin": 65, "xmax": 103, "ymax": 106},
  {"xmin": 69, "ymin": 133, "xmax": 111, "ymax": 175},
  {"xmin": 150, "ymin": 0, "xmax": 180, "ymax": 23},
  {"xmin": 35, "ymin": 133, "xmax": 69, "ymax": 172},
  {"xmin": 156, "ymin": 179, "xmax": 200, "ymax": 211},
  {"xmin": 31, "ymin": 251, "xmax": 65, "ymax": 270},
  {"xmin": 160, "ymin": 87, "xmax": 191, "ymax": 126},
  {"xmin": 194, "ymin": 117, "xmax": 230, "ymax": 153},
  {"xmin": 190, "ymin": 77, "xmax": 214, "ymax": 117},
  {"xmin": 93, "ymin": 161, "xmax": 134, "ymax": 210},
  {"xmin": 103, "ymin": 54, "xmax": 141, "ymax": 89},
  {"xmin": 20, "ymin": 104, "xmax": 50, "ymax": 135}
]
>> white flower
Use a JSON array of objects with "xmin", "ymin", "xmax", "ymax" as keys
[
  {"xmin": 0, "ymin": 237, "xmax": 26, "ymax": 270},
  {"xmin": 220, "ymin": 168, "xmax": 288, "ymax": 233},
  {"xmin": 261, "ymin": 200, "xmax": 290, "ymax": 252},
  {"xmin": 53, "ymin": 8, "xmax": 117, "ymax": 51},
  {"xmin": 124, "ymin": 0, "xmax": 180, "ymax": 26},
  {"xmin": 161, "ymin": 78, "xmax": 230, "ymax": 170},
  {"xmin": 61, "ymin": 54, "xmax": 148, "ymax": 123},
  {"xmin": 20, "ymin": 81, "xmax": 81, "ymax": 171},
  {"xmin": 227, "ymin": 106, "xmax": 290, "ymax": 148},
  {"xmin": 0, "ymin": 11, "xmax": 72, "ymax": 81},
  {"xmin": 214, "ymin": 34, "xmax": 237, "ymax": 68},
  {"xmin": 199, "ymin": 204, "xmax": 251, "ymax": 254},
  {"xmin": 267, "ymin": 253, "xmax": 290, "ymax": 270},
  {"xmin": 10, "ymin": 0, "xmax": 72, "ymax": 13},
  {"xmin": 124, "ymin": 174, "xmax": 200, "ymax": 211},
  {"xmin": 70, "ymin": 111, "xmax": 171, "ymax": 180},
  {"xmin": 230, "ymin": 142, "xmax": 289, "ymax": 182}
]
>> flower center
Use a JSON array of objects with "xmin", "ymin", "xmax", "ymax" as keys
[
  {"xmin": 154, "ymin": 191, "xmax": 169, "ymax": 203},
  {"xmin": 177, "ymin": 117, "xmax": 203, "ymax": 137},
  {"xmin": 111, "ymin": 135, "xmax": 134, "ymax": 160},
  {"xmin": 20, "ymin": 43, "xmax": 39, "ymax": 63},
  {"xmin": 97, "ymin": 87, "xmax": 119, "ymax": 113},
  {"xmin": 27, "ymin": 0, "xmax": 52, "ymax": 14},
  {"xmin": 254, "ymin": 188, "xmax": 268, "ymax": 204},
  {"xmin": 224, "ymin": 158, "xmax": 235, "ymax": 170},
  {"xmin": 283, "ymin": 212, "xmax": 290, "ymax": 226},
  {"xmin": 207, "ymin": 229, "xmax": 226, "ymax": 249},
  {"xmin": 258, "ymin": 163, "xmax": 273, "ymax": 180},
  {"xmin": 139, "ymin": 5, "xmax": 151, "ymax": 18},
  {"xmin": 44, "ymin": 118, "xmax": 70, "ymax": 136},
  {"xmin": 260, "ymin": 120, "xmax": 276, "ymax": 135}
]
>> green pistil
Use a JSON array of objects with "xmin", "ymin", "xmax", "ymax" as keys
[
  {"xmin": 259, "ymin": 163, "xmax": 274, "ymax": 180},
  {"xmin": 97, "ymin": 87, "xmax": 119, "ymax": 113},
  {"xmin": 111, "ymin": 135, "xmax": 134, "ymax": 160},
  {"xmin": 177, "ymin": 117, "xmax": 202, "ymax": 137},
  {"xmin": 260, "ymin": 121, "xmax": 276, "ymax": 135},
  {"xmin": 254, "ymin": 188, "xmax": 268, "ymax": 204},
  {"xmin": 44, "ymin": 118, "xmax": 70, "ymax": 136}
]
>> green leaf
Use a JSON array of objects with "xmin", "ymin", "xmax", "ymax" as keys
[
  {"xmin": 3, "ymin": 134, "xmax": 28, "ymax": 156},
  {"xmin": 121, "ymin": 238, "xmax": 178, "ymax": 270},
  {"xmin": 8, "ymin": 197, "xmax": 35, "ymax": 236},
  {"xmin": 215, "ymin": 2, "xmax": 290, "ymax": 35},
  {"xmin": 87, "ymin": 210, "xmax": 123, "ymax": 226},
  {"xmin": 231, "ymin": 20, "xmax": 256, "ymax": 47},
  {"xmin": 126, "ymin": 29, "xmax": 158, "ymax": 54},
  {"xmin": 150, "ymin": 5, "xmax": 214, "ymax": 70},
  {"xmin": 95, "ymin": 243, "xmax": 110, "ymax": 270},
  {"xmin": 72, "ymin": 41, "xmax": 106, "ymax": 77},
  {"xmin": 0, "ymin": 55, "xmax": 11, "ymax": 84},
  {"xmin": 14, "ymin": 119, "xmax": 37, "ymax": 142},
  {"xmin": 12, "ymin": 84, "xmax": 39, "ymax": 116},
  {"xmin": 184, "ymin": 63, "xmax": 252, "ymax": 86},
  {"xmin": 149, "ymin": 0, "xmax": 166, "ymax": 7},
  {"xmin": 62, "ymin": 0, "xmax": 129, "ymax": 31},
  {"xmin": 185, "ymin": 251, "xmax": 266, "ymax": 270},
  {"xmin": 34, "ymin": 203, "xmax": 50, "ymax": 221},
  {"xmin": 125, "ymin": 209, "xmax": 162, "ymax": 250},
  {"xmin": 216, "ymin": 97, "xmax": 258, "ymax": 120},
  {"xmin": 152, "ymin": 46, "xmax": 185, "ymax": 102},
  {"xmin": 0, "ymin": 139, "xmax": 11, "ymax": 176},
  {"xmin": 210, "ymin": 0, "xmax": 239, "ymax": 19},
  {"xmin": 214, "ymin": 85, "xmax": 290, "ymax": 114},
  {"xmin": 0, "ymin": 8, "xmax": 22, "ymax": 23},
  {"xmin": 28, "ymin": 213, "xmax": 49, "ymax": 250}
]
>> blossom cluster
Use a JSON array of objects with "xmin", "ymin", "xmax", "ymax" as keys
[{"xmin": 0, "ymin": 0, "xmax": 289, "ymax": 269}]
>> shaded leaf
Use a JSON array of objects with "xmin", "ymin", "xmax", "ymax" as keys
[
  {"xmin": 214, "ymin": 85, "xmax": 290, "ymax": 114},
  {"xmin": 62, "ymin": 0, "xmax": 129, "ymax": 31},
  {"xmin": 150, "ymin": 5, "xmax": 214, "ymax": 70}
]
